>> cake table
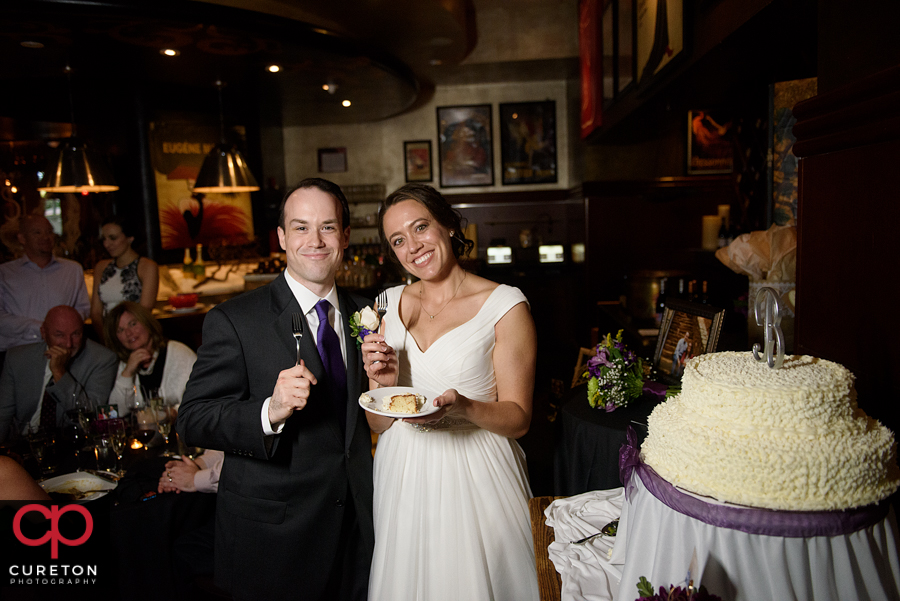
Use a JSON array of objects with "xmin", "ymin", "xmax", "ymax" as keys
[{"xmin": 615, "ymin": 436, "xmax": 900, "ymax": 601}]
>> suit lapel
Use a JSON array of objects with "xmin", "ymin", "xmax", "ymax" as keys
[{"xmin": 338, "ymin": 289, "xmax": 364, "ymax": 448}]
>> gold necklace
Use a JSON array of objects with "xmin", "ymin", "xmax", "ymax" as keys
[{"xmin": 419, "ymin": 272, "xmax": 466, "ymax": 320}]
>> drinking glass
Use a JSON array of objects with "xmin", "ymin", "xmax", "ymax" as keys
[
  {"xmin": 107, "ymin": 418, "xmax": 128, "ymax": 475},
  {"xmin": 134, "ymin": 391, "xmax": 158, "ymax": 453},
  {"xmin": 94, "ymin": 434, "xmax": 117, "ymax": 472},
  {"xmin": 156, "ymin": 404, "xmax": 176, "ymax": 457},
  {"xmin": 27, "ymin": 427, "xmax": 57, "ymax": 476}
]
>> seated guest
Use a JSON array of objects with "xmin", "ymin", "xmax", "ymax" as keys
[
  {"xmin": 0, "ymin": 305, "xmax": 117, "ymax": 443},
  {"xmin": 90, "ymin": 216, "xmax": 159, "ymax": 340},
  {"xmin": 104, "ymin": 301, "xmax": 196, "ymax": 410},
  {"xmin": 0, "ymin": 214, "xmax": 91, "ymax": 367},
  {"xmin": 158, "ymin": 450, "xmax": 224, "ymax": 494}
]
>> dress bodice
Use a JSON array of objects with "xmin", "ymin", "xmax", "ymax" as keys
[
  {"xmin": 383, "ymin": 283, "xmax": 528, "ymax": 403},
  {"xmin": 98, "ymin": 257, "xmax": 142, "ymax": 314}
]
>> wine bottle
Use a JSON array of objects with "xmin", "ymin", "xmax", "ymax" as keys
[
  {"xmin": 700, "ymin": 280, "xmax": 709, "ymax": 304},
  {"xmin": 655, "ymin": 278, "xmax": 667, "ymax": 324},
  {"xmin": 193, "ymin": 244, "xmax": 205, "ymax": 279},
  {"xmin": 182, "ymin": 248, "xmax": 194, "ymax": 279},
  {"xmin": 717, "ymin": 218, "xmax": 728, "ymax": 248}
]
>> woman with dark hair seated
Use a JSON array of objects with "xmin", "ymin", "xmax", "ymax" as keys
[
  {"xmin": 103, "ymin": 301, "xmax": 196, "ymax": 414},
  {"xmin": 91, "ymin": 216, "xmax": 159, "ymax": 340}
]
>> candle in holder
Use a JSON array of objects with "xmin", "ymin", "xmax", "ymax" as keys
[{"xmin": 702, "ymin": 215, "xmax": 720, "ymax": 251}]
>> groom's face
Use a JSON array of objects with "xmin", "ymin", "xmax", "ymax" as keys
[{"xmin": 278, "ymin": 187, "xmax": 350, "ymax": 296}]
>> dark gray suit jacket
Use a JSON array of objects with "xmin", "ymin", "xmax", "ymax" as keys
[
  {"xmin": 177, "ymin": 274, "xmax": 374, "ymax": 601},
  {"xmin": 0, "ymin": 338, "xmax": 117, "ymax": 443}
]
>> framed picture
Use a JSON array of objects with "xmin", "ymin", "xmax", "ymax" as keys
[
  {"xmin": 653, "ymin": 297, "xmax": 725, "ymax": 384},
  {"xmin": 318, "ymin": 147, "xmax": 347, "ymax": 173},
  {"xmin": 572, "ymin": 347, "xmax": 597, "ymax": 389},
  {"xmin": 687, "ymin": 110, "xmax": 734, "ymax": 174},
  {"xmin": 436, "ymin": 104, "xmax": 493, "ymax": 187},
  {"xmin": 403, "ymin": 140, "xmax": 432, "ymax": 182},
  {"xmin": 499, "ymin": 101, "xmax": 558, "ymax": 185},
  {"xmin": 636, "ymin": 0, "xmax": 684, "ymax": 86}
]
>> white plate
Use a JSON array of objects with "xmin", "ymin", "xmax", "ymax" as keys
[
  {"xmin": 163, "ymin": 303, "xmax": 207, "ymax": 314},
  {"xmin": 40, "ymin": 472, "xmax": 118, "ymax": 503},
  {"xmin": 359, "ymin": 386, "xmax": 441, "ymax": 418}
]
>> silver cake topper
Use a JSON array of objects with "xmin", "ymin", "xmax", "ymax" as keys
[{"xmin": 752, "ymin": 286, "xmax": 786, "ymax": 369}]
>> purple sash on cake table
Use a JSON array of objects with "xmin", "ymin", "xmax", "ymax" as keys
[{"xmin": 619, "ymin": 426, "xmax": 892, "ymax": 538}]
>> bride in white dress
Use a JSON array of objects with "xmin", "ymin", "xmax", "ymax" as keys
[{"xmin": 362, "ymin": 184, "xmax": 540, "ymax": 601}]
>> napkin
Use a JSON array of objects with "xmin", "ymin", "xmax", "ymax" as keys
[
  {"xmin": 545, "ymin": 489, "xmax": 625, "ymax": 601},
  {"xmin": 715, "ymin": 223, "xmax": 797, "ymax": 282}
]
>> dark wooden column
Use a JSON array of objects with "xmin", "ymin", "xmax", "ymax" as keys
[{"xmin": 792, "ymin": 64, "xmax": 900, "ymax": 426}]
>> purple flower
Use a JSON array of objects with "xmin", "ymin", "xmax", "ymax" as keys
[
  {"xmin": 587, "ymin": 348, "xmax": 613, "ymax": 376},
  {"xmin": 605, "ymin": 401, "xmax": 616, "ymax": 412}
]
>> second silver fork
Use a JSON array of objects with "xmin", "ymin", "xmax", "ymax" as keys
[
  {"xmin": 291, "ymin": 313, "xmax": 303, "ymax": 365},
  {"xmin": 375, "ymin": 290, "xmax": 389, "ymax": 332}
]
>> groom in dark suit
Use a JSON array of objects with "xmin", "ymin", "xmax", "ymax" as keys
[{"xmin": 178, "ymin": 178, "xmax": 374, "ymax": 601}]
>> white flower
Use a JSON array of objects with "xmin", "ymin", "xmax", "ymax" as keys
[{"xmin": 358, "ymin": 306, "xmax": 380, "ymax": 331}]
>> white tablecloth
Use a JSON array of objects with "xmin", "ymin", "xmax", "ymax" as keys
[{"xmin": 614, "ymin": 473, "xmax": 900, "ymax": 601}]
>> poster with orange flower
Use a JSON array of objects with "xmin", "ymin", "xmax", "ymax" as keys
[{"xmin": 148, "ymin": 120, "xmax": 254, "ymax": 250}]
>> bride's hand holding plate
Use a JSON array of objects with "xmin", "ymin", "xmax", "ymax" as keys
[{"xmin": 403, "ymin": 388, "xmax": 464, "ymax": 424}]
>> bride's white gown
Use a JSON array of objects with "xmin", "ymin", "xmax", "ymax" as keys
[{"xmin": 368, "ymin": 284, "xmax": 540, "ymax": 601}]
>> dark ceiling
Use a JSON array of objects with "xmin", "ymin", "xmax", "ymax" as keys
[{"xmin": 0, "ymin": 0, "xmax": 477, "ymax": 134}]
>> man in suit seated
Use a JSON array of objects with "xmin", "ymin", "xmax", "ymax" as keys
[
  {"xmin": 0, "ymin": 305, "xmax": 118, "ymax": 443},
  {"xmin": 178, "ymin": 178, "xmax": 374, "ymax": 601}
]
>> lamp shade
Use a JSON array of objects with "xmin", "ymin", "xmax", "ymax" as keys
[
  {"xmin": 38, "ymin": 138, "xmax": 119, "ymax": 193},
  {"xmin": 193, "ymin": 143, "xmax": 260, "ymax": 193}
]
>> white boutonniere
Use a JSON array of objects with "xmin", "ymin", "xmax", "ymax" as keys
[{"xmin": 349, "ymin": 306, "xmax": 380, "ymax": 347}]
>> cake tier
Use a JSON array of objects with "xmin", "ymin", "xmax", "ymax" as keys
[
  {"xmin": 680, "ymin": 352, "xmax": 857, "ymax": 432},
  {"xmin": 643, "ymin": 397, "xmax": 899, "ymax": 510}
]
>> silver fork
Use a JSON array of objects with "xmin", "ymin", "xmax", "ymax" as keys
[
  {"xmin": 291, "ymin": 313, "xmax": 303, "ymax": 365},
  {"xmin": 375, "ymin": 290, "xmax": 389, "ymax": 333}
]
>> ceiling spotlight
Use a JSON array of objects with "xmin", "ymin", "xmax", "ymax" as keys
[
  {"xmin": 21, "ymin": 41, "xmax": 44, "ymax": 49},
  {"xmin": 341, "ymin": 100, "xmax": 351, "ymax": 108},
  {"xmin": 267, "ymin": 64, "xmax": 281, "ymax": 73},
  {"xmin": 160, "ymin": 48, "xmax": 180, "ymax": 57}
]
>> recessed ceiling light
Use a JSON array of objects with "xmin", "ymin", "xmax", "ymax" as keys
[
  {"xmin": 429, "ymin": 59, "xmax": 443, "ymax": 66},
  {"xmin": 341, "ymin": 100, "xmax": 351, "ymax": 107},
  {"xmin": 267, "ymin": 64, "xmax": 281, "ymax": 73},
  {"xmin": 160, "ymin": 48, "xmax": 180, "ymax": 57},
  {"xmin": 20, "ymin": 41, "xmax": 44, "ymax": 49}
]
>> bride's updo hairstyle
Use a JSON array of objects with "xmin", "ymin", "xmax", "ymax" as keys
[{"xmin": 378, "ymin": 183, "xmax": 475, "ymax": 262}]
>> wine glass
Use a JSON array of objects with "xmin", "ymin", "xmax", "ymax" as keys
[
  {"xmin": 108, "ymin": 418, "xmax": 128, "ymax": 475},
  {"xmin": 26, "ymin": 427, "xmax": 57, "ymax": 477},
  {"xmin": 156, "ymin": 404, "xmax": 176, "ymax": 457}
]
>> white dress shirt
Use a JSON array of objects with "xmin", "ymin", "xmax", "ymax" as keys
[{"xmin": 261, "ymin": 272, "xmax": 347, "ymax": 435}]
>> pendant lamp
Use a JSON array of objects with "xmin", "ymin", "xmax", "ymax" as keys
[
  {"xmin": 193, "ymin": 80, "xmax": 260, "ymax": 194},
  {"xmin": 38, "ymin": 65, "xmax": 119, "ymax": 193}
]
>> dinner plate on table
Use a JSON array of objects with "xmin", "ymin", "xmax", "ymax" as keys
[
  {"xmin": 163, "ymin": 303, "xmax": 207, "ymax": 314},
  {"xmin": 358, "ymin": 386, "xmax": 441, "ymax": 418},
  {"xmin": 40, "ymin": 472, "xmax": 118, "ymax": 503}
]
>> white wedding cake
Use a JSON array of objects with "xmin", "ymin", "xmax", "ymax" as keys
[{"xmin": 642, "ymin": 351, "xmax": 900, "ymax": 510}]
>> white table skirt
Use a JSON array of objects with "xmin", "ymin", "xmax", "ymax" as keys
[{"xmin": 614, "ymin": 474, "xmax": 900, "ymax": 601}]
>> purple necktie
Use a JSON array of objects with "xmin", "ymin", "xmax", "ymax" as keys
[{"xmin": 315, "ymin": 299, "xmax": 347, "ymax": 433}]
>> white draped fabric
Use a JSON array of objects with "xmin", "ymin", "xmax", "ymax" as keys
[
  {"xmin": 545, "ymin": 476, "xmax": 900, "ymax": 601},
  {"xmin": 368, "ymin": 284, "xmax": 539, "ymax": 601}
]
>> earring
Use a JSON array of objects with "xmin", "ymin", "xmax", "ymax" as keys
[{"xmin": 450, "ymin": 230, "xmax": 455, "ymax": 237}]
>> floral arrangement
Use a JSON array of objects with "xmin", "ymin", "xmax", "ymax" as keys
[
  {"xmin": 349, "ymin": 306, "xmax": 381, "ymax": 347},
  {"xmin": 636, "ymin": 577, "xmax": 722, "ymax": 601},
  {"xmin": 585, "ymin": 330, "xmax": 645, "ymax": 412}
]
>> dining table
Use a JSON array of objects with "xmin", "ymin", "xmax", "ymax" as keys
[{"xmin": 553, "ymin": 383, "xmax": 663, "ymax": 496}]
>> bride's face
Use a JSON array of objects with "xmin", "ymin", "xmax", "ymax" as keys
[{"xmin": 383, "ymin": 199, "xmax": 455, "ymax": 281}]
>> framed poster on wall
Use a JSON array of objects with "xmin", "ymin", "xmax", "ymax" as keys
[
  {"xmin": 436, "ymin": 104, "xmax": 493, "ymax": 187},
  {"xmin": 403, "ymin": 140, "xmax": 432, "ymax": 182},
  {"xmin": 499, "ymin": 101, "xmax": 557, "ymax": 185},
  {"xmin": 636, "ymin": 0, "xmax": 683, "ymax": 86}
]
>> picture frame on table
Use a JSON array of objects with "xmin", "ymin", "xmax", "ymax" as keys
[
  {"xmin": 653, "ymin": 297, "xmax": 725, "ymax": 385},
  {"xmin": 499, "ymin": 101, "xmax": 558, "ymax": 185},
  {"xmin": 403, "ymin": 140, "xmax": 432, "ymax": 182},
  {"xmin": 436, "ymin": 104, "xmax": 493, "ymax": 187}
]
